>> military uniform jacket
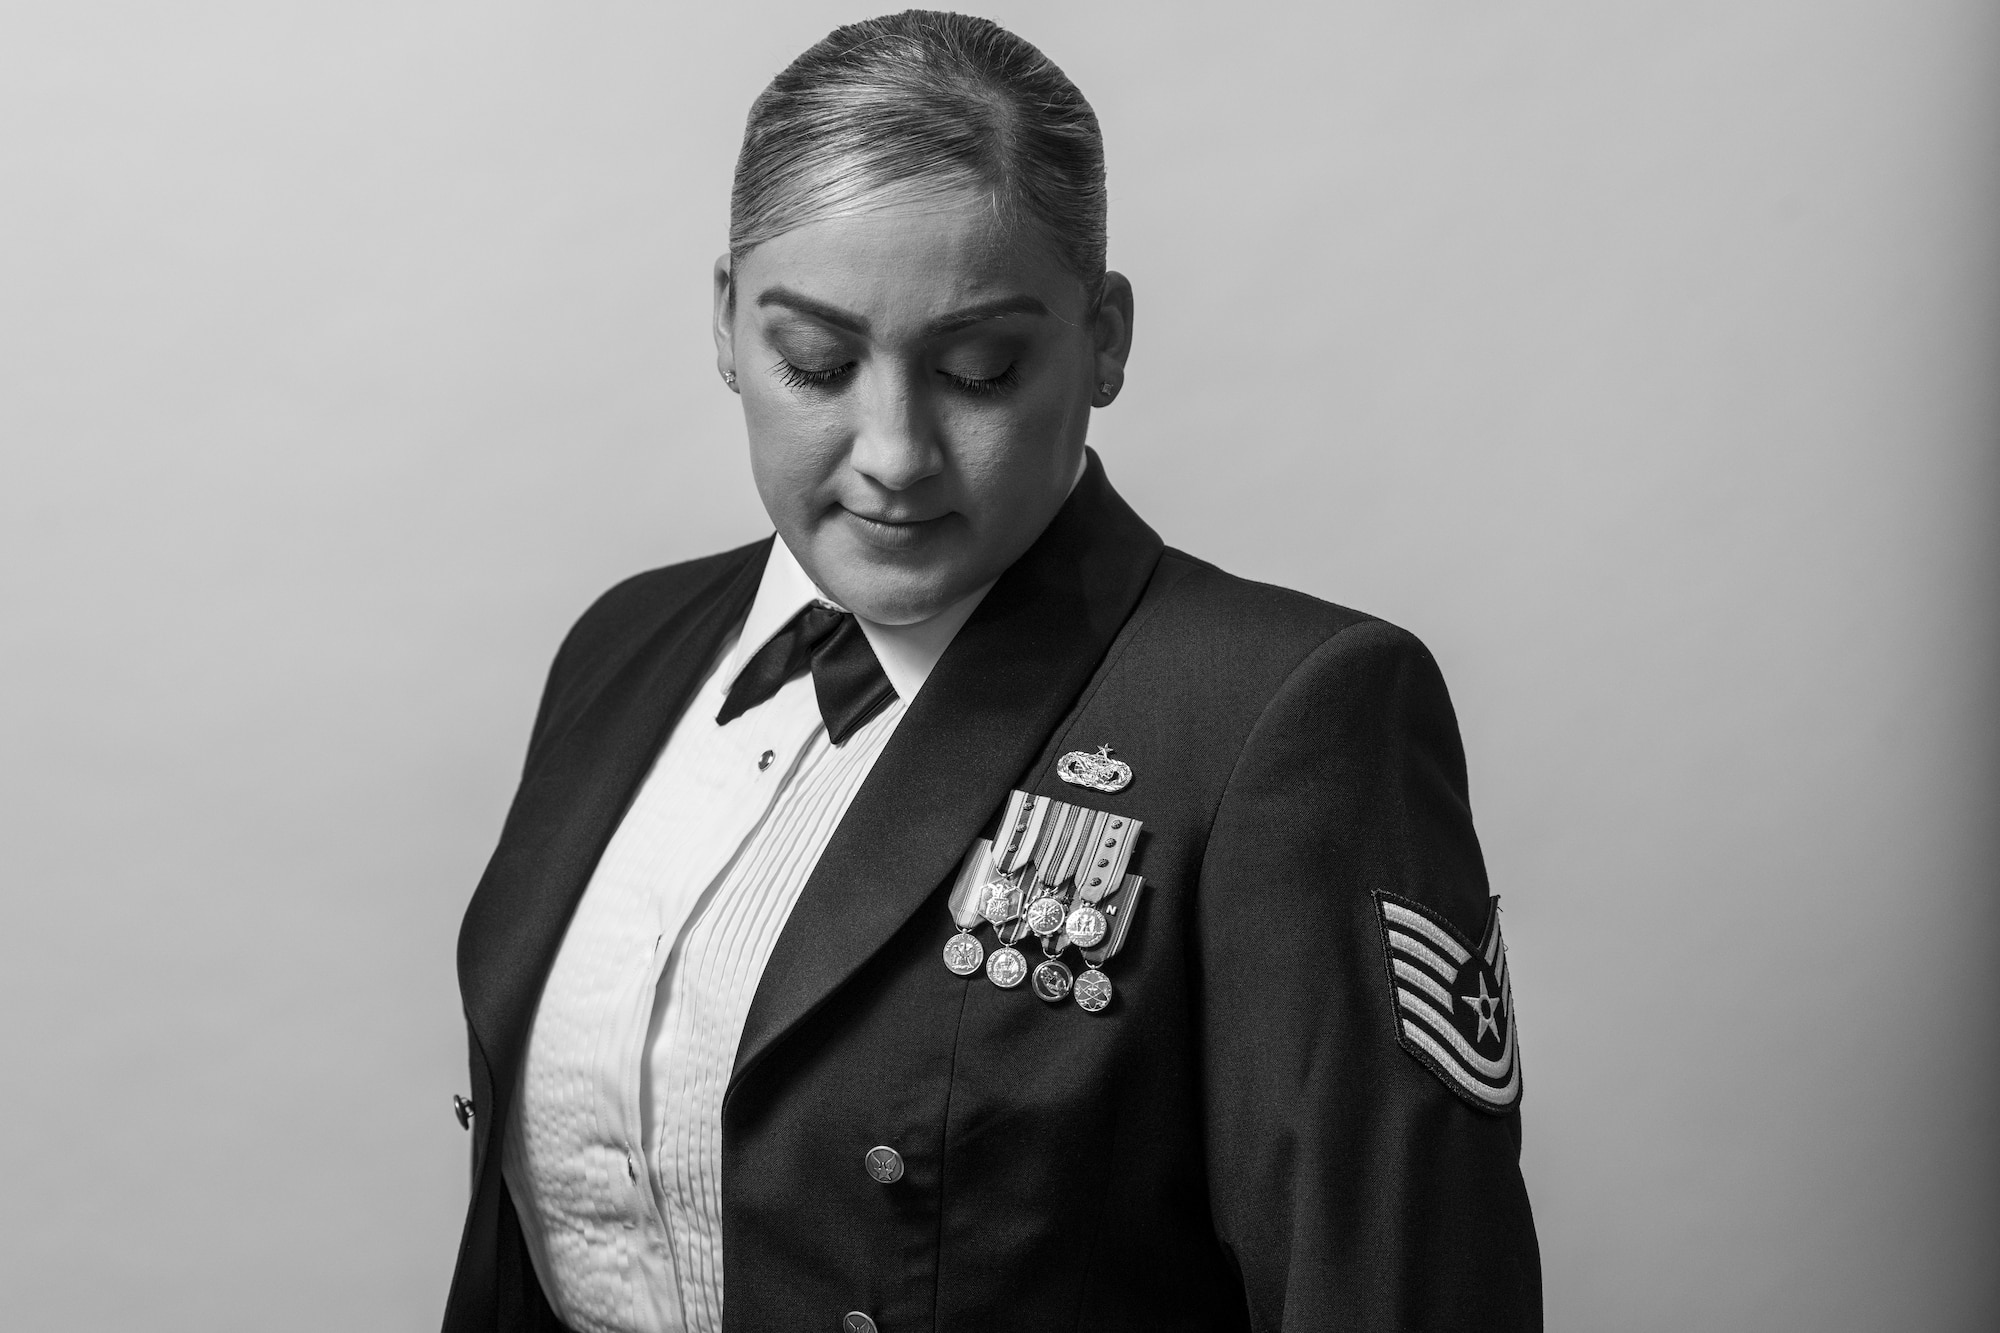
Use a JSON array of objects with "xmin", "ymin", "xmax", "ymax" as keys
[{"xmin": 445, "ymin": 453, "xmax": 1542, "ymax": 1332}]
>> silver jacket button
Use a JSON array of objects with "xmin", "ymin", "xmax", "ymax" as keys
[
  {"xmin": 842, "ymin": 1313, "xmax": 878, "ymax": 1333},
  {"xmin": 863, "ymin": 1145, "xmax": 904, "ymax": 1184},
  {"xmin": 453, "ymin": 1095, "xmax": 475, "ymax": 1131}
]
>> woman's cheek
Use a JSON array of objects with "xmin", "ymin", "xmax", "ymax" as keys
[
  {"xmin": 745, "ymin": 390, "xmax": 844, "ymax": 469},
  {"xmin": 964, "ymin": 384, "xmax": 1073, "ymax": 472}
]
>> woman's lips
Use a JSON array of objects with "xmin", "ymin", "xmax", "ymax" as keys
[{"xmin": 839, "ymin": 506, "xmax": 953, "ymax": 550}]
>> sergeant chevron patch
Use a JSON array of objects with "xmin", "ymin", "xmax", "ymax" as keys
[{"xmin": 1373, "ymin": 891, "xmax": 1521, "ymax": 1114}]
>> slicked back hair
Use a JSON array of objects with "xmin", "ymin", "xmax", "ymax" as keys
[{"xmin": 730, "ymin": 10, "xmax": 1108, "ymax": 288}]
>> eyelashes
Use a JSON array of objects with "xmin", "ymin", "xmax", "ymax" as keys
[
  {"xmin": 771, "ymin": 360, "xmax": 1020, "ymax": 398},
  {"xmin": 941, "ymin": 365, "xmax": 1020, "ymax": 397},
  {"xmin": 775, "ymin": 360, "xmax": 855, "ymax": 391}
]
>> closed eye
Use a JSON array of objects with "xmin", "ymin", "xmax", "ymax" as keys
[
  {"xmin": 941, "ymin": 365, "xmax": 1020, "ymax": 397},
  {"xmin": 776, "ymin": 359, "xmax": 855, "ymax": 390}
]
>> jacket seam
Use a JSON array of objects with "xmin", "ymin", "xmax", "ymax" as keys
[{"xmin": 930, "ymin": 978, "xmax": 973, "ymax": 1332}]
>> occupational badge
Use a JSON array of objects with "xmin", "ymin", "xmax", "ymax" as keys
[
  {"xmin": 939, "ymin": 788, "xmax": 1149, "ymax": 1014},
  {"xmin": 1057, "ymin": 743, "xmax": 1133, "ymax": 793},
  {"xmin": 1372, "ymin": 891, "xmax": 1521, "ymax": 1114}
]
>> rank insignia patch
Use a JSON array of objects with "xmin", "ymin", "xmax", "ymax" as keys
[{"xmin": 1373, "ymin": 891, "xmax": 1521, "ymax": 1114}]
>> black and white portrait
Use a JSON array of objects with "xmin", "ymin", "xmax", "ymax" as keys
[{"xmin": 2, "ymin": 4, "xmax": 1994, "ymax": 1331}]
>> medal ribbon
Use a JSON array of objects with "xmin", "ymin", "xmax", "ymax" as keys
[{"xmin": 948, "ymin": 792, "xmax": 1150, "ymax": 973}]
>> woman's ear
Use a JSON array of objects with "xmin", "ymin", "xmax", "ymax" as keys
[
  {"xmin": 1091, "ymin": 271, "xmax": 1134, "ymax": 406},
  {"xmin": 712, "ymin": 254, "xmax": 740, "ymax": 393}
]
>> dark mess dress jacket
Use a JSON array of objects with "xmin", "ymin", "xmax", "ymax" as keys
[{"xmin": 446, "ymin": 452, "xmax": 1541, "ymax": 1332}]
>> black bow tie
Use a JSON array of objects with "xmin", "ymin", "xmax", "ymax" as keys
[{"xmin": 715, "ymin": 601, "xmax": 897, "ymax": 745}]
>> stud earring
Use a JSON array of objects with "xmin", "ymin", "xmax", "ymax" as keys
[
  {"xmin": 722, "ymin": 370, "xmax": 737, "ymax": 386},
  {"xmin": 1099, "ymin": 381, "xmax": 1115, "ymax": 395}
]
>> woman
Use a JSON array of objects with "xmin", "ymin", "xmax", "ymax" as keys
[{"xmin": 445, "ymin": 12, "xmax": 1539, "ymax": 1332}]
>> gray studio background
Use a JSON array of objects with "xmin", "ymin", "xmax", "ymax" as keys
[{"xmin": 3, "ymin": 2, "xmax": 1994, "ymax": 1329}]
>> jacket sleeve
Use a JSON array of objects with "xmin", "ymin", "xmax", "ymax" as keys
[{"xmin": 1197, "ymin": 619, "xmax": 1541, "ymax": 1331}]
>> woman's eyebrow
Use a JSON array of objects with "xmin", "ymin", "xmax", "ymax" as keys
[
  {"xmin": 753, "ymin": 288, "xmax": 1050, "ymax": 337},
  {"xmin": 923, "ymin": 295, "xmax": 1050, "ymax": 335},
  {"xmin": 756, "ymin": 287, "xmax": 868, "ymax": 332}
]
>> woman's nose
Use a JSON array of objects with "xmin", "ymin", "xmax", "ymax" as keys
[{"xmin": 846, "ymin": 366, "xmax": 945, "ymax": 491}]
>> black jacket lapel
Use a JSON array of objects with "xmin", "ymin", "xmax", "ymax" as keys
[
  {"xmin": 458, "ymin": 541, "xmax": 768, "ymax": 1115},
  {"xmin": 729, "ymin": 453, "xmax": 1163, "ymax": 1095}
]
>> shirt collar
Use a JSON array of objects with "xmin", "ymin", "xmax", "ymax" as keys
[{"xmin": 729, "ymin": 536, "xmax": 994, "ymax": 704}]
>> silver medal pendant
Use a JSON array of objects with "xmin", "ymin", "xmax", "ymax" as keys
[
  {"xmin": 1025, "ymin": 895, "xmax": 1067, "ymax": 937},
  {"xmin": 985, "ymin": 945, "xmax": 1029, "ymax": 989},
  {"xmin": 1031, "ymin": 958, "xmax": 1074, "ymax": 1003},
  {"xmin": 941, "ymin": 931, "xmax": 984, "ymax": 977},
  {"xmin": 1064, "ymin": 903, "xmax": 1109, "ymax": 950},
  {"xmin": 1073, "ymin": 967, "xmax": 1113, "ymax": 1012},
  {"xmin": 980, "ymin": 879, "xmax": 1024, "ymax": 926}
]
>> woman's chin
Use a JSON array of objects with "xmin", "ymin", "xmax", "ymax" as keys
[
  {"xmin": 830, "ymin": 571, "xmax": 967, "ymax": 626},
  {"xmin": 819, "ymin": 560, "xmax": 975, "ymax": 626},
  {"xmin": 799, "ymin": 524, "xmax": 978, "ymax": 625}
]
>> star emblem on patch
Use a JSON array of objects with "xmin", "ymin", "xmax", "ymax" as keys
[{"xmin": 1372, "ymin": 891, "xmax": 1521, "ymax": 1114}]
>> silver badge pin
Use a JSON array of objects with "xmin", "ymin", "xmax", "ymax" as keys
[{"xmin": 1057, "ymin": 744, "xmax": 1132, "ymax": 793}]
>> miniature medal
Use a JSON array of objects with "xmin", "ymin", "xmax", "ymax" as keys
[
  {"xmin": 980, "ymin": 876, "xmax": 1024, "ymax": 926},
  {"xmin": 986, "ymin": 945, "xmax": 1028, "ymax": 989},
  {"xmin": 941, "ymin": 931, "xmax": 984, "ymax": 976},
  {"xmin": 1031, "ymin": 958, "xmax": 1074, "ymax": 1002},
  {"xmin": 942, "ymin": 838, "xmax": 996, "ymax": 979},
  {"xmin": 1057, "ymin": 744, "xmax": 1133, "ymax": 793},
  {"xmin": 1025, "ymin": 893, "xmax": 1068, "ymax": 937},
  {"xmin": 946, "ymin": 792, "xmax": 1150, "ymax": 1010},
  {"xmin": 1064, "ymin": 903, "xmax": 1108, "ymax": 950},
  {"xmin": 1073, "ymin": 967, "xmax": 1113, "ymax": 1012}
]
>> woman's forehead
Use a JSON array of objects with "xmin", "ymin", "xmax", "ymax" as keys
[{"xmin": 738, "ymin": 190, "xmax": 1085, "ymax": 332}]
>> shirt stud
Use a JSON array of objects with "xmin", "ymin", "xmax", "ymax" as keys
[{"xmin": 758, "ymin": 750, "xmax": 775, "ymax": 772}]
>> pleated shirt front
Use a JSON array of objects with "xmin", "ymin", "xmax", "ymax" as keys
[{"xmin": 502, "ymin": 539, "xmax": 986, "ymax": 1333}]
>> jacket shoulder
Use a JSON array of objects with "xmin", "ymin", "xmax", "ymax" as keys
[
  {"xmin": 1072, "ymin": 547, "xmax": 1448, "ymax": 790},
  {"xmin": 1149, "ymin": 546, "xmax": 1426, "ymax": 673}
]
